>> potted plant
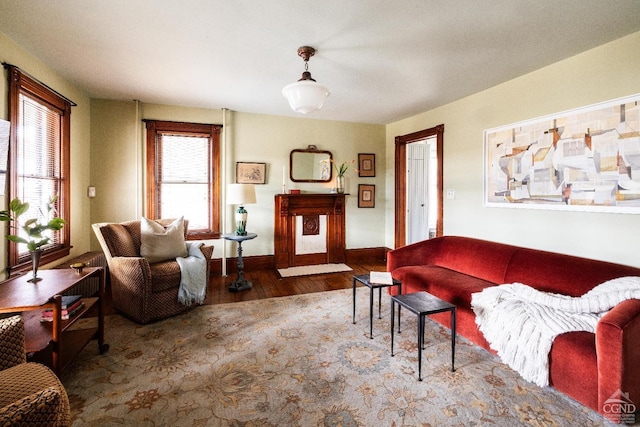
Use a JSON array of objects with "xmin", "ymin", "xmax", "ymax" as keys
[
  {"xmin": 0, "ymin": 196, "xmax": 66, "ymax": 282},
  {"xmin": 333, "ymin": 159, "xmax": 354, "ymax": 194}
]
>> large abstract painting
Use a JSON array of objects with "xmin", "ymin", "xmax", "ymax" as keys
[{"xmin": 484, "ymin": 94, "xmax": 640, "ymax": 213}]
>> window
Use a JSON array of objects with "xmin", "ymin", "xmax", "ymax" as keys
[
  {"xmin": 7, "ymin": 65, "xmax": 72, "ymax": 271},
  {"xmin": 145, "ymin": 120, "xmax": 221, "ymax": 240}
]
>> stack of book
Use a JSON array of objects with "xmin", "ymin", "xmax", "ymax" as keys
[{"xmin": 41, "ymin": 295, "xmax": 84, "ymax": 322}]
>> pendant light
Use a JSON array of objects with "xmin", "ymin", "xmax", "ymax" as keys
[{"xmin": 282, "ymin": 46, "xmax": 330, "ymax": 115}]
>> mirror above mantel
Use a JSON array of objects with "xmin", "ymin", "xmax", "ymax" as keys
[{"xmin": 290, "ymin": 146, "xmax": 333, "ymax": 182}]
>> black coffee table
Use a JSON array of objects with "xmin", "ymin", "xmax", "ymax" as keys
[
  {"xmin": 352, "ymin": 274, "xmax": 401, "ymax": 339},
  {"xmin": 391, "ymin": 291, "xmax": 456, "ymax": 381}
]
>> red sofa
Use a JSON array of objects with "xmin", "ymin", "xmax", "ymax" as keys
[{"xmin": 387, "ymin": 235, "xmax": 640, "ymax": 419}]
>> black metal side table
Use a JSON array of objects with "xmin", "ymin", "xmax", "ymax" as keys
[
  {"xmin": 391, "ymin": 291, "xmax": 456, "ymax": 381},
  {"xmin": 352, "ymin": 274, "xmax": 401, "ymax": 339},
  {"xmin": 223, "ymin": 232, "xmax": 257, "ymax": 292}
]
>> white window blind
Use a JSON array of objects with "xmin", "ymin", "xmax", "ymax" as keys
[
  {"xmin": 157, "ymin": 134, "xmax": 210, "ymax": 230},
  {"xmin": 16, "ymin": 93, "xmax": 62, "ymax": 254}
]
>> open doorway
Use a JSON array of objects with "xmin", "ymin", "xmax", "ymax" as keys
[
  {"xmin": 394, "ymin": 125, "xmax": 444, "ymax": 248},
  {"xmin": 406, "ymin": 137, "xmax": 437, "ymax": 244}
]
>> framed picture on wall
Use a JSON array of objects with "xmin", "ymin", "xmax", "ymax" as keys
[
  {"xmin": 236, "ymin": 162, "xmax": 266, "ymax": 184},
  {"xmin": 484, "ymin": 93, "xmax": 640, "ymax": 213},
  {"xmin": 358, "ymin": 184, "xmax": 375, "ymax": 208},
  {"xmin": 358, "ymin": 153, "xmax": 376, "ymax": 177}
]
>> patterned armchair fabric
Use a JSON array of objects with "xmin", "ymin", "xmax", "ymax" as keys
[
  {"xmin": 92, "ymin": 219, "xmax": 214, "ymax": 324},
  {"xmin": 0, "ymin": 315, "xmax": 70, "ymax": 426}
]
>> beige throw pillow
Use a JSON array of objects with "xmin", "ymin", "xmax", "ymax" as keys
[{"xmin": 140, "ymin": 217, "xmax": 188, "ymax": 263}]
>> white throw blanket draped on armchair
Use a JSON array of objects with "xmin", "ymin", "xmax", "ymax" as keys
[
  {"xmin": 176, "ymin": 242, "xmax": 208, "ymax": 306},
  {"xmin": 471, "ymin": 276, "xmax": 640, "ymax": 387}
]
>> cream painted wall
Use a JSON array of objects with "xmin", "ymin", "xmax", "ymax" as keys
[
  {"xmin": 89, "ymin": 101, "xmax": 386, "ymax": 263},
  {"xmin": 232, "ymin": 113, "xmax": 386, "ymax": 253},
  {"xmin": 90, "ymin": 100, "xmax": 141, "ymax": 223},
  {"xmin": 386, "ymin": 31, "xmax": 640, "ymax": 268},
  {"xmin": 0, "ymin": 31, "xmax": 92, "ymax": 278}
]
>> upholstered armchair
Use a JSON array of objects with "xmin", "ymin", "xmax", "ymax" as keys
[
  {"xmin": 0, "ymin": 315, "xmax": 71, "ymax": 426},
  {"xmin": 92, "ymin": 219, "xmax": 214, "ymax": 324}
]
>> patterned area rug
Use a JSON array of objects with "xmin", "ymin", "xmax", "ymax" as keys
[
  {"xmin": 61, "ymin": 288, "xmax": 615, "ymax": 426},
  {"xmin": 277, "ymin": 263, "xmax": 352, "ymax": 277}
]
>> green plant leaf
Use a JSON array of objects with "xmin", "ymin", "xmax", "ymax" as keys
[
  {"xmin": 48, "ymin": 217, "xmax": 66, "ymax": 230},
  {"xmin": 9, "ymin": 199, "xmax": 29, "ymax": 217},
  {"xmin": 7, "ymin": 235, "xmax": 27, "ymax": 244},
  {"xmin": 31, "ymin": 238, "xmax": 50, "ymax": 251},
  {"xmin": 2, "ymin": 197, "xmax": 65, "ymax": 251}
]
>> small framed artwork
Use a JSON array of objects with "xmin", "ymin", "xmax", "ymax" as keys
[
  {"xmin": 358, "ymin": 184, "xmax": 375, "ymax": 208},
  {"xmin": 236, "ymin": 162, "xmax": 266, "ymax": 184},
  {"xmin": 358, "ymin": 153, "xmax": 376, "ymax": 177}
]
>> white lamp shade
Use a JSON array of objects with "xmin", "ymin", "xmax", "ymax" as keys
[
  {"xmin": 282, "ymin": 80, "xmax": 330, "ymax": 115},
  {"xmin": 227, "ymin": 183, "xmax": 257, "ymax": 205}
]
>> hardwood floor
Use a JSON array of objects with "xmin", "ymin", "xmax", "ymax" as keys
[
  {"xmin": 102, "ymin": 257, "xmax": 388, "ymax": 315},
  {"xmin": 206, "ymin": 257, "xmax": 387, "ymax": 305}
]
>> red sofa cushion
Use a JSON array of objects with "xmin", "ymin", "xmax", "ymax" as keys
[
  {"xmin": 549, "ymin": 332, "xmax": 598, "ymax": 410},
  {"xmin": 504, "ymin": 248, "xmax": 640, "ymax": 296},
  {"xmin": 431, "ymin": 236, "xmax": 517, "ymax": 284},
  {"xmin": 390, "ymin": 265, "xmax": 494, "ymax": 308},
  {"xmin": 390, "ymin": 265, "xmax": 496, "ymax": 351}
]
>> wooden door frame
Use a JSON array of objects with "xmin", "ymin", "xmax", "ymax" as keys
[{"xmin": 394, "ymin": 124, "xmax": 444, "ymax": 248}]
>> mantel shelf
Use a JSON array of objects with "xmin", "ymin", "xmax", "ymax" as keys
[{"xmin": 278, "ymin": 193, "xmax": 350, "ymax": 196}]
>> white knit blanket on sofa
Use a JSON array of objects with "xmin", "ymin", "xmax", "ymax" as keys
[
  {"xmin": 471, "ymin": 276, "xmax": 640, "ymax": 387},
  {"xmin": 176, "ymin": 242, "xmax": 208, "ymax": 306}
]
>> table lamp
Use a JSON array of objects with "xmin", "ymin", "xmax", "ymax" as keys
[{"xmin": 227, "ymin": 183, "xmax": 257, "ymax": 235}]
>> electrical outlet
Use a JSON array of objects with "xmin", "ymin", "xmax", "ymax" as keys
[
  {"xmin": 446, "ymin": 189, "xmax": 455, "ymax": 200},
  {"xmin": 87, "ymin": 186, "xmax": 96, "ymax": 198}
]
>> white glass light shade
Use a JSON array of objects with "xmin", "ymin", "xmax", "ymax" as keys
[
  {"xmin": 227, "ymin": 184, "xmax": 257, "ymax": 205},
  {"xmin": 282, "ymin": 80, "xmax": 330, "ymax": 115}
]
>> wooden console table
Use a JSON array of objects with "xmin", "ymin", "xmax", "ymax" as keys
[{"xmin": 0, "ymin": 267, "xmax": 109, "ymax": 374}]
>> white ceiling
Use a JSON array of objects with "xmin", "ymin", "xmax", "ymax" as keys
[{"xmin": 1, "ymin": 1, "xmax": 639, "ymax": 125}]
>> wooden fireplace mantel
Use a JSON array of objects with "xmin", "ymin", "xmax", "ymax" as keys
[{"xmin": 274, "ymin": 193, "xmax": 347, "ymax": 269}]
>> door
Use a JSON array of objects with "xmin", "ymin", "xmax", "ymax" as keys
[
  {"xmin": 394, "ymin": 125, "xmax": 444, "ymax": 248},
  {"xmin": 406, "ymin": 138, "xmax": 437, "ymax": 244}
]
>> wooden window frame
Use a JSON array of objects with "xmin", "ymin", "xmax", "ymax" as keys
[
  {"xmin": 7, "ymin": 65, "xmax": 72, "ymax": 272},
  {"xmin": 145, "ymin": 120, "xmax": 221, "ymax": 240}
]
